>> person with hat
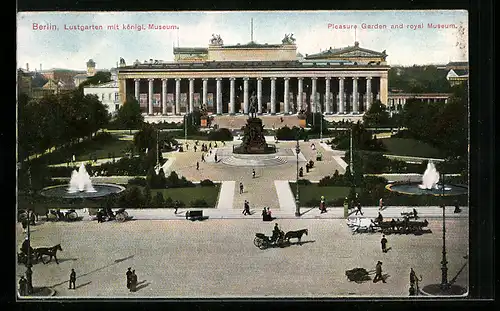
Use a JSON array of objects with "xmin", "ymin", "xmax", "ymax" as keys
[
  {"xmin": 69, "ymin": 269, "xmax": 76, "ymax": 289},
  {"xmin": 130, "ymin": 270, "xmax": 138, "ymax": 292},
  {"xmin": 373, "ymin": 261, "xmax": 386, "ymax": 283}
]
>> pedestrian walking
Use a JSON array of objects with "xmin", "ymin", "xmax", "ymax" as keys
[
  {"xmin": 373, "ymin": 261, "xmax": 386, "ymax": 283},
  {"xmin": 130, "ymin": 270, "xmax": 137, "ymax": 292},
  {"xmin": 19, "ymin": 276, "xmax": 27, "ymax": 296},
  {"xmin": 214, "ymin": 154, "xmax": 218, "ymax": 162},
  {"xmin": 355, "ymin": 202, "xmax": 364, "ymax": 215},
  {"xmin": 194, "ymin": 145, "xmax": 197, "ymax": 152},
  {"xmin": 242, "ymin": 200, "xmax": 250, "ymax": 215},
  {"xmin": 379, "ymin": 198, "xmax": 384, "ymax": 210},
  {"xmin": 196, "ymin": 161, "xmax": 199, "ymax": 170},
  {"xmin": 174, "ymin": 200, "xmax": 179, "ymax": 214},
  {"xmin": 381, "ymin": 235, "xmax": 388, "ymax": 253},
  {"xmin": 239, "ymin": 182, "xmax": 244, "ymax": 194},
  {"xmin": 69, "ymin": 269, "xmax": 76, "ymax": 289},
  {"xmin": 201, "ymin": 154, "xmax": 205, "ymax": 162},
  {"xmin": 252, "ymin": 169, "xmax": 256, "ymax": 178}
]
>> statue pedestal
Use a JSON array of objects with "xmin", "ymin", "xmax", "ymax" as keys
[{"xmin": 233, "ymin": 117, "xmax": 276, "ymax": 154}]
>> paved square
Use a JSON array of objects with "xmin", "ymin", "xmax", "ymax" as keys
[{"xmin": 17, "ymin": 217, "xmax": 468, "ymax": 298}]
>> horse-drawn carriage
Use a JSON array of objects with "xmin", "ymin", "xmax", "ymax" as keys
[
  {"xmin": 374, "ymin": 218, "xmax": 429, "ymax": 234},
  {"xmin": 88, "ymin": 208, "xmax": 132, "ymax": 222},
  {"xmin": 253, "ymin": 229, "xmax": 308, "ymax": 249},
  {"xmin": 17, "ymin": 240, "xmax": 63, "ymax": 265},
  {"xmin": 347, "ymin": 218, "xmax": 377, "ymax": 234},
  {"xmin": 46, "ymin": 209, "xmax": 79, "ymax": 222}
]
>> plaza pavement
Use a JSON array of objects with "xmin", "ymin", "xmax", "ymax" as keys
[{"xmin": 16, "ymin": 217, "xmax": 469, "ymax": 298}]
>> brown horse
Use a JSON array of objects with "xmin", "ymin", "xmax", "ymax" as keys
[
  {"xmin": 284, "ymin": 229, "xmax": 308, "ymax": 244},
  {"xmin": 34, "ymin": 244, "xmax": 63, "ymax": 264}
]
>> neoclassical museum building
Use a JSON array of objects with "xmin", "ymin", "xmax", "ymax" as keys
[{"xmin": 117, "ymin": 34, "xmax": 389, "ymax": 118}]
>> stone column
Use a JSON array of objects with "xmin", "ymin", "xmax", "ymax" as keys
[
  {"xmin": 379, "ymin": 73, "xmax": 388, "ymax": 105},
  {"xmin": 366, "ymin": 77, "xmax": 372, "ymax": 112},
  {"xmin": 161, "ymin": 78, "xmax": 167, "ymax": 115},
  {"xmin": 243, "ymin": 77, "xmax": 249, "ymax": 114},
  {"xmin": 229, "ymin": 78, "xmax": 236, "ymax": 115},
  {"xmin": 175, "ymin": 78, "xmax": 181, "ymax": 115},
  {"xmin": 148, "ymin": 78, "xmax": 154, "ymax": 115},
  {"xmin": 216, "ymin": 78, "xmax": 222, "ymax": 115},
  {"xmin": 270, "ymin": 77, "xmax": 276, "ymax": 115},
  {"xmin": 325, "ymin": 77, "xmax": 331, "ymax": 114},
  {"xmin": 352, "ymin": 77, "xmax": 359, "ymax": 114},
  {"xmin": 118, "ymin": 78, "xmax": 126, "ymax": 105},
  {"xmin": 338, "ymin": 77, "xmax": 345, "ymax": 114},
  {"xmin": 202, "ymin": 78, "xmax": 208, "ymax": 108},
  {"xmin": 189, "ymin": 78, "xmax": 194, "ymax": 113},
  {"xmin": 257, "ymin": 78, "xmax": 263, "ymax": 114},
  {"xmin": 297, "ymin": 78, "xmax": 303, "ymax": 113},
  {"xmin": 311, "ymin": 77, "xmax": 317, "ymax": 113},
  {"xmin": 134, "ymin": 79, "xmax": 140, "ymax": 101},
  {"xmin": 284, "ymin": 77, "xmax": 290, "ymax": 114}
]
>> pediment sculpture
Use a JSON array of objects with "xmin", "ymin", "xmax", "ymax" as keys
[
  {"xmin": 210, "ymin": 34, "xmax": 224, "ymax": 45},
  {"xmin": 282, "ymin": 33, "xmax": 296, "ymax": 45}
]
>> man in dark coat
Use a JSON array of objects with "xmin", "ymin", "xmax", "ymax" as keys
[
  {"xmin": 409, "ymin": 283, "xmax": 416, "ymax": 296},
  {"xmin": 126, "ymin": 267, "xmax": 132, "ymax": 289},
  {"xmin": 381, "ymin": 235, "xmax": 388, "ymax": 253},
  {"xmin": 19, "ymin": 276, "xmax": 27, "ymax": 296},
  {"xmin": 373, "ymin": 261, "xmax": 386, "ymax": 283},
  {"xmin": 69, "ymin": 269, "xmax": 76, "ymax": 289}
]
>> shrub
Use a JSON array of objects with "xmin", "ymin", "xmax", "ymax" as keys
[
  {"xmin": 207, "ymin": 128, "xmax": 233, "ymax": 141},
  {"xmin": 200, "ymin": 179, "xmax": 215, "ymax": 187}
]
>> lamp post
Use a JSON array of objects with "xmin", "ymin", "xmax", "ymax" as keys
[
  {"xmin": 295, "ymin": 139, "xmax": 301, "ymax": 217},
  {"xmin": 440, "ymin": 172, "xmax": 449, "ymax": 290},
  {"xmin": 184, "ymin": 114, "xmax": 188, "ymax": 146}
]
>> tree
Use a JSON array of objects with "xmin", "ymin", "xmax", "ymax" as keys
[
  {"xmin": 116, "ymin": 99, "xmax": 144, "ymax": 134},
  {"xmin": 363, "ymin": 100, "xmax": 390, "ymax": 128},
  {"xmin": 143, "ymin": 186, "xmax": 152, "ymax": 207}
]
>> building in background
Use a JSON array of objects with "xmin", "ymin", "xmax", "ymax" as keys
[
  {"xmin": 438, "ymin": 61, "xmax": 469, "ymax": 86},
  {"xmin": 83, "ymin": 80, "xmax": 120, "ymax": 116}
]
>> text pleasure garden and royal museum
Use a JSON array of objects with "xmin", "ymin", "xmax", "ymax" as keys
[{"xmin": 116, "ymin": 35, "xmax": 391, "ymax": 119}]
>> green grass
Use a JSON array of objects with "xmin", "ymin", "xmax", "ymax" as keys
[
  {"xmin": 151, "ymin": 184, "xmax": 221, "ymax": 208},
  {"xmin": 39, "ymin": 135, "xmax": 133, "ymax": 164},
  {"xmin": 382, "ymin": 137, "xmax": 444, "ymax": 158},
  {"xmin": 289, "ymin": 184, "xmax": 360, "ymax": 206}
]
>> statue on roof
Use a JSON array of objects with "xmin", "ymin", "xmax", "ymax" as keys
[
  {"xmin": 210, "ymin": 34, "xmax": 223, "ymax": 45},
  {"xmin": 282, "ymin": 33, "xmax": 296, "ymax": 45},
  {"xmin": 119, "ymin": 57, "xmax": 126, "ymax": 66}
]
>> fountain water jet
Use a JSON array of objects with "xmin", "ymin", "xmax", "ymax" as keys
[
  {"xmin": 67, "ymin": 163, "xmax": 97, "ymax": 193},
  {"xmin": 418, "ymin": 162, "xmax": 451, "ymax": 191}
]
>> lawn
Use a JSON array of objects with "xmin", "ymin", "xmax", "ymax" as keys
[
  {"xmin": 38, "ymin": 135, "xmax": 133, "ymax": 164},
  {"xmin": 289, "ymin": 184, "xmax": 360, "ymax": 206},
  {"xmin": 151, "ymin": 184, "xmax": 221, "ymax": 208},
  {"xmin": 382, "ymin": 137, "xmax": 444, "ymax": 158}
]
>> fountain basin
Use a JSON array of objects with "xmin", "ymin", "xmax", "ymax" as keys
[
  {"xmin": 386, "ymin": 182, "xmax": 468, "ymax": 196},
  {"xmin": 40, "ymin": 183, "xmax": 125, "ymax": 199}
]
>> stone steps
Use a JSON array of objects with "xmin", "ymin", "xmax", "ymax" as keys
[{"xmin": 221, "ymin": 155, "xmax": 288, "ymax": 167}]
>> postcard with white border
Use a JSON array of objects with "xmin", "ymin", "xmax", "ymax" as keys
[{"xmin": 16, "ymin": 10, "xmax": 469, "ymax": 299}]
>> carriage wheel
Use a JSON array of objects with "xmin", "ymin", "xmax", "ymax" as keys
[
  {"xmin": 259, "ymin": 239, "xmax": 268, "ymax": 250},
  {"xmin": 116, "ymin": 213, "xmax": 126, "ymax": 222},
  {"xmin": 253, "ymin": 237, "xmax": 262, "ymax": 248},
  {"xmin": 122, "ymin": 211, "xmax": 129, "ymax": 219}
]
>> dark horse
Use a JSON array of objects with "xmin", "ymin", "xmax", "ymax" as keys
[
  {"xmin": 34, "ymin": 244, "xmax": 62, "ymax": 264},
  {"xmin": 284, "ymin": 229, "xmax": 308, "ymax": 245}
]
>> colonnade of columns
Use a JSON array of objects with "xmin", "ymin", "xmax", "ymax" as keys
[{"xmin": 132, "ymin": 76, "xmax": 383, "ymax": 116}]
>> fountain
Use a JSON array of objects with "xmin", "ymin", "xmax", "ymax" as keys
[
  {"xmin": 385, "ymin": 161, "xmax": 467, "ymax": 196},
  {"xmin": 40, "ymin": 163, "xmax": 125, "ymax": 199},
  {"xmin": 68, "ymin": 163, "xmax": 97, "ymax": 193}
]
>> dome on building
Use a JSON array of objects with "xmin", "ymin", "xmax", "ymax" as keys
[{"xmin": 86, "ymin": 59, "xmax": 96, "ymax": 67}]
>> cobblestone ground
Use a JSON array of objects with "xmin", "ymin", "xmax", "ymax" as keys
[
  {"xmin": 169, "ymin": 139, "xmax": 343, "ymax": 210},
  {"xmin": 16, "ymin": 218, "xmax": 468, "ymax": 298}
]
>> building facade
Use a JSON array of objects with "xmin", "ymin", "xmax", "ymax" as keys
[
  {"xmin": 117, "ymin": 36, "xmax": 390, "ymax": 118},
  {"xmin": 83, "ymin": 80, "xmax": 121, "ymax": 115}
]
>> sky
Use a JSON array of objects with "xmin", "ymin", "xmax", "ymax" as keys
[{"xmin": 17, "ymin": 11, "xmax": 468, "ymax": 71}]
